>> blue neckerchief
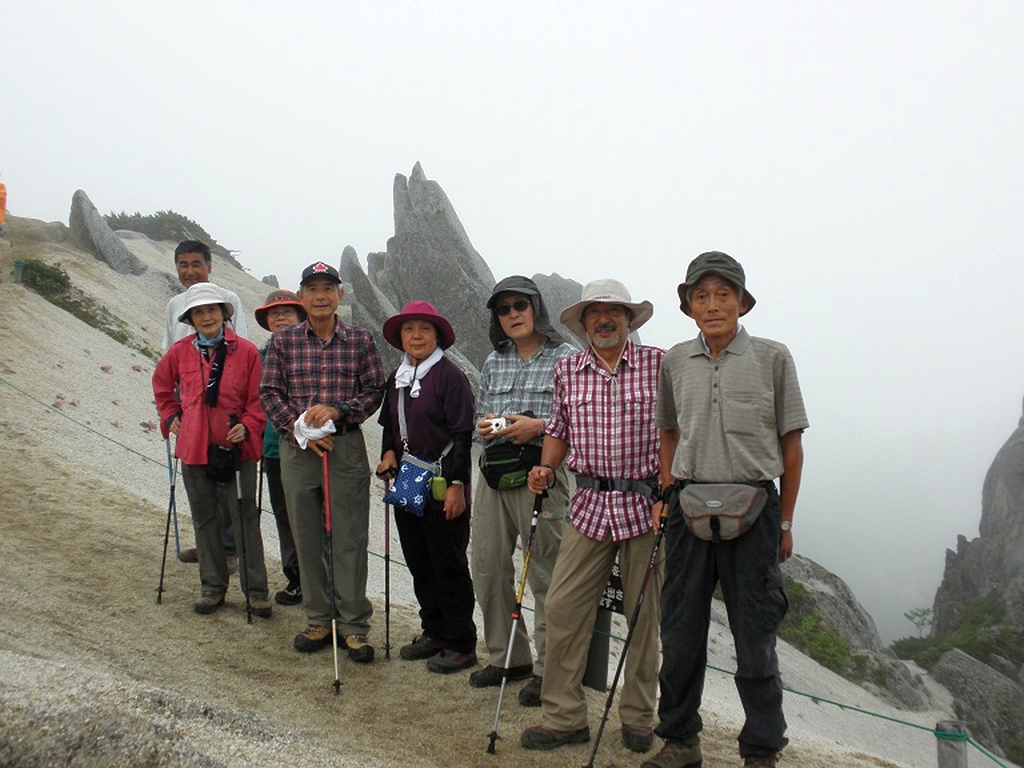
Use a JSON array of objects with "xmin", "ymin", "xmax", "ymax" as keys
[{"xmin": 196, "ymin": 329, "xmax": 225, "ymax": 348}]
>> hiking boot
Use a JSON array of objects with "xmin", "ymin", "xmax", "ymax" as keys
[
  {"xmin": 294, "ymin": 624, "xmax": 332, "ymax": 652},
  {"xmin": 226, "ymin": 555, "xmax": 238, "ymax": 574},
  {"xmin": 399, "ymin": 635, "xmax": 444, "ymax": 661},
  {"xmin": 744, "ymin": 754, "xmax": 780, "ymax": 767},
  {"xmin": 178, "ymin": 547, "xmax": 199, "ymax": 563},
  {"xmin": 274, "ymin": 582, "xmax": 302, "ymax": 606},
  {"xmin": 469, "ymin": 663, "xmax": 533, "ymax": 688},
  {"xmin": 344, "ymin": 634, "xmax": 374, "ymax": 664},
  {"xmin": 249, "ymin": 597, "xmax": 272, "ymax": 619},
  {"xmin": 517, "ymin": 675, "xmax": 543, "ymax": 707},
  {"xmin": 641, "ymin": 736, "xmax": 702, "ymax": 768},
  {"xmin": 426, "ymin": 648, "xmax": 477, "ymax": 674},
  {"xmin": 193, "ymin": 594, "xmax": 225, "ymax": 614},
  {"xmin": 622, "ymin": 725, "xmax": 654, "ymax": 753},
  {"xmin": 520, "ymin": 725, "xmax": 590, "ymax": 751}
]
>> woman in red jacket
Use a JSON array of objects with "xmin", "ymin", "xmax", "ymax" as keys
[{"xmin": 153, "ymin": 282, "xmax": 270, "ymax": 617}]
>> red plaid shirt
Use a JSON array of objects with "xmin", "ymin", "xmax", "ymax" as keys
[
  {"xmin": 546, "ymin": 342, "xmax": 664, "ymax": 542},
  {"xmin": 259, "ymin": 317, "xmax": 386, "ymax": 445}
]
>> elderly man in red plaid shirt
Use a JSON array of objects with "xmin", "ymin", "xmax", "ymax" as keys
[
  {"xmin": 260, "ymin": 261, "xmax": 386, "ymax": 661},
  {"xmin": 520, "ymin": 279, "xmax": 665, "ymax": 755}
]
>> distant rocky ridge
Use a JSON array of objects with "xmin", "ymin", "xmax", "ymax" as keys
[
  {"xmin": 928, "ymin": 396, "xmax": 1024, "ymax": 760},
  {"xmin": 933, "ymin": 399, "xmax": 1024, "ymax": 634},
  {"xmin": 344, "ymin": 163, "xmax": 582, "ymax": 379}
]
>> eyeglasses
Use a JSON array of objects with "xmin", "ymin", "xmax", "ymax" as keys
[{"xmin": 495, "ymin": 299, "xmax": 531, "ymax": 317}]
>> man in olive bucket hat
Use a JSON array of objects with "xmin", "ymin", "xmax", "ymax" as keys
[
  {"xmin": 646, "ymin": 251, "xmax": 808, "ymax": 768},
  {"xmin": 254, "ymin": 290, "xmax": 307, "ymax": 606},
  {"xmin": 467, "ymin": 276, "xmax": 576, "ymax": 705},
  {"xmin": 520, "ymin": 278, "xmax": 664, "ymax": 754}
]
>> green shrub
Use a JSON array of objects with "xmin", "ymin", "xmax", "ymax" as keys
[
  {"xmin": 21, "ymin": 258, "xmax": 156, "ymax": 359},
  {"xmin": 890, "ymin": 595, "xmax": 1023, "ymax": 670},
  {"xmin": 22, "ymin": 259, "xmax": 71, "ymax": 297},
  {"xmin": 105, "ymin": 209, "xmax": 229, "ymax": 257},
  {"xmin": 779, "ymin": 576, "xmax": 854, "ymax": 676}
]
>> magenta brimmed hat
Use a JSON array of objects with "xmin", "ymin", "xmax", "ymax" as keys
[
  {"xmin": 254, "ymin": 289, "xmax": 307, "ymax": 331},
  {"xmin": 382, "ymin": 301, "xmax": 456, "ymax": 350},
  {"xmin": 299, "ymin": 261, "xmax": 341, "ymax": 285}
]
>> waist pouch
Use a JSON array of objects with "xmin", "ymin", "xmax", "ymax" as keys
[
  {"xmin": 480, "ymin": 443, "xmax": 542, "ymax": 491},
  {"xmin": 677, "ymin": 483, "xmax": 768, "ymax": 543},
  {"xmin": 205, "ymin": 444, "xmax": 237, "ymax": 483}
]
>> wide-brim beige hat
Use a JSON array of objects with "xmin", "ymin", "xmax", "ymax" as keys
[
  {"xmin": 177, "ymin": 282, "xmax": 234, "ymax": 325},
  {"xmin": 559, "ymin": 278, "xmax": 654, "ymax": 342}
]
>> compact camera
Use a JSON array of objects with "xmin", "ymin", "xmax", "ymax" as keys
[{"xmin": 488, "ymin": 417, "xmax": 508, "ymax": 433}]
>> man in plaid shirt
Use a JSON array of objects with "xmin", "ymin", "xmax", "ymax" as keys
[
  {"xmin": 259, "ymin": 261, "xmax": 386, "ymax": 661},
  {"xmin": 520, "ymin": 279, "xmax": 664, "ymax": 755}
]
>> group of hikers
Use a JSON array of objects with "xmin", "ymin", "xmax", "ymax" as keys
[{"xmin": 152, "ymin": 240, "xmax": 808, "ymax": 768}]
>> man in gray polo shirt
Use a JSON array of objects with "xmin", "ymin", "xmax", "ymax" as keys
[{"xmin": 646, "ymin": 252, "xmax": 807, "ymax": 768}]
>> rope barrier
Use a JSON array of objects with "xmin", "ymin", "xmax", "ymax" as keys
[{"xmin": 1, "ymin": 373, "xmax": 1015, "ymax": 768}]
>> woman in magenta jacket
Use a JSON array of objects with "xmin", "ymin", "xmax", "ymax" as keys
[{"xmin": 153, "ymin": 282, "xmax": 270, "ymax": 618}]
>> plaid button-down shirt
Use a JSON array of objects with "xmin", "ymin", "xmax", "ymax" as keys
[
  {"xmin": 547, "ymin": 341, "xmax": 664, "ymax": 542},
  {"xmin": 475, "ymin": 340, "xmax": 577, "ymax": 447},
  {"xmin": 259, "ymin": 317, "xmax": 386, "ymax": 445}
]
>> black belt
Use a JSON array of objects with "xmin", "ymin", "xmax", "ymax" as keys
[
  {"xmin": 575, "ymin": 474, "xmax": 658, "ymax": 499},
  {"xmin": 334, "ymin": 421, "xmax": 361, "ymax": 435}
]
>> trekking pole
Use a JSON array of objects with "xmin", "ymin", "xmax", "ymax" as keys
[
  {"xmin": 384, "ymin": 490, "xmax": 392, "ymax": 659},
  {"xmin": 156, "ymin": 445, "xmax": 179, "ymax": 604},
  {"xmin": 164, "ymin": 438, "xmax": 181, "ymax": 556},
  {"xmin": 487, "ymin": 492, "xmax": 546, "ymax": 754},
  {"xmin": 231, "ymin": 416, "xmax": 253, "ymax": 625},
  {"xmin": 582, "ymin": 510, "xmax": 667, "ymax": 768},
  {"xmin": 323, "ymin": 450, "xmax": 342, "ymax": 694},
  {"xmin": 257, "ymin": 457, "xmax": 264, "ymax": 516}
]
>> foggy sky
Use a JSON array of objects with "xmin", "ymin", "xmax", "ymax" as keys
[{"xmin": 5, "ymin": 1, "xmax": 1024, "ymax": 641}]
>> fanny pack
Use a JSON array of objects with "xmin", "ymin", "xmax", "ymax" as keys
[
  {"xmin": 480, "ymin": 442, "xmax": 542, "ymax": 491},
  {"xmin": 676, "ymin": 482, "xmax": 768, "ymax": 543}
]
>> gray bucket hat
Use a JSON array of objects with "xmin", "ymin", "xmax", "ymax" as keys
[
  {"xmin": 559, "ymin": 279, "xmax": 654, "ymax": 343},
  {"xmin": 677, "ymin": 251, "xmax": 756, "ymax": 317}
]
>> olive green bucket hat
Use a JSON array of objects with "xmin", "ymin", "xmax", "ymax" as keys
[{"xmin": 677, "ymin": 251, "xmax": 756, "ymax": 317}]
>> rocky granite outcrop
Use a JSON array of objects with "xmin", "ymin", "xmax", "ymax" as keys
[
  {"xmin": 69, "ymin": 190, "xmax": 147, "ymax": 276},
  {"xmin": 932, "ymin": 399, "xmax": 1024, "ymax": 634},
  {"xmin": 341, "ymin": 164, "xmax": 591, "ymax": 375},
  {"xmin": 782, "ymin": 554, "xmax": 929, "ymax": 708},
  {"xmin": 932, "ymin": 648, "xmax": 1024, "ymax": 759},
  {"xmin": 783, "ymin": 554, "xmax": 885, "ymax": 653}
]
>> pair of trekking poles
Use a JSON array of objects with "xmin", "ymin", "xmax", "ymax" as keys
[
  {"xmin": 156, "ymin": 427, "xmax": 256, "ymax": 625},
  {"xmin": 485, "ymin": 492, "xmax": 668, "ymax": 768}
]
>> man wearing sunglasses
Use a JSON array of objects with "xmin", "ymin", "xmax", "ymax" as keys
[{"xmin": 469, "ymin": 276, "xmax": 576, "ymax": 706}]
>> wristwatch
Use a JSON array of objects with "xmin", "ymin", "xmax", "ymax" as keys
[{"xmin": 780, "ymin": 520, "xmax": 793, "ymax": 532}]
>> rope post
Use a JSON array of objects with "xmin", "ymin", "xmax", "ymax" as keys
[{"xmin": 935, "ymin": 720, "xmax": 969, "ymax": 768}]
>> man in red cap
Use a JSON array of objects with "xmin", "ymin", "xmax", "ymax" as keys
[{"xmin": 259, "ymin": 262, "xmax": 386, "ymax": 661}]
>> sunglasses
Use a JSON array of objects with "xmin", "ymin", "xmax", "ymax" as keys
[{"xmin": 495, "ymin": 298, "xmax": 531, "ymax": 317}]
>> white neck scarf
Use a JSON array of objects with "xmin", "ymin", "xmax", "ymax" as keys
[{"xmin": 395, "ymin": 346, "xmax": 444, "ymax": 398}]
